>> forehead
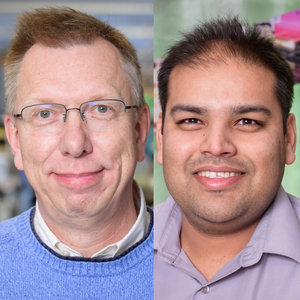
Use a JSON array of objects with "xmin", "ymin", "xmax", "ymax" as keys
[
  {"xmin": 17, "ymin": 39, "xmax": 129, "ymax": 107},
  {"xmin": 167, "ymin": 60, "xmax": 278, "ymax": 114}
]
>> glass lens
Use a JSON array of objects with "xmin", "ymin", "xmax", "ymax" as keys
[
  {"xmin": 81, "ymin": 100, "xmax": 125, "ymax": 130},
  {"xmin": 22, "ymin": 104, "xmax": 65, "ymax": 133}
]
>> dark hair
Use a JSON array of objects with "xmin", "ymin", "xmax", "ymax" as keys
[{"xmin": 158, "ymin": 16, "xmax": 294, "ymax": 133}]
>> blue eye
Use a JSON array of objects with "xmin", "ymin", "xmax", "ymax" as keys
[
  {"xmin": 38, "ymin": 110, "xmax": 52, "ymax": 119},
  {"xmin": 97, "ymin": 105, "xmax": 110, "ymax": 113}
]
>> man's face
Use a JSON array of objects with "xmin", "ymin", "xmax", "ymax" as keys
[
  {"xmin": 156, "ymin": 59, "xmax": 296, "ymax": 234},
  {"xmin": 5, "ymin": 40, "xmax": 149, "ymax": 222}
]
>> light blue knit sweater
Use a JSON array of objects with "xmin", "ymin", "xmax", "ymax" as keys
[{"xmin": 0, "ymin": 207, "xmax": 153, "ymax": 299}]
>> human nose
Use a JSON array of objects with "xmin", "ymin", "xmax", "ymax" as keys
[
  {"xmin": 59, "ymin": 109, "xmax": 93, "ymax": 157},
  {"xmin": 199, "ymin": 123, "xmax": 237, "ymax": 157}
]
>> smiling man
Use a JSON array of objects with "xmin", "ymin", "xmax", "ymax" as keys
[
  {"xmin": 154, "ymin": 17, "xmax": 299, "ymax": 299},
  {"xmin": 1, "ymin": 8, "xmax": 153, "ymax": 299}
]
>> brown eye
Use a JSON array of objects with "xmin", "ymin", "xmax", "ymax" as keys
[
  {"xmin": 184, "ymin": 118, "xmax": 201, "ymax": 124},
  {"xmin": 237, "ymin": 119, "xmax": 256, "ymax": 125}
]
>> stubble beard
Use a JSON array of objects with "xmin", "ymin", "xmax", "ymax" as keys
[{"xmin": 165, "ymin": 156, "xmax": 282, "ymax": 236}]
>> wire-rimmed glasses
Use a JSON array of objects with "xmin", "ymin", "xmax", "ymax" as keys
[{"xmin": 14, "ymin": 99, "xmax": 138, "ymax": 134}]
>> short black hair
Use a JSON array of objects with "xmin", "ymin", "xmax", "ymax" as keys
[{"xmin": 158, "ymin": 16, "xmax": 295, "ymax": 133}]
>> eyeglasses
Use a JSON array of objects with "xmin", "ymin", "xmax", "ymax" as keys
[{"xmin": 14, "ymin": 100, "xmax": 138, "ymax": 134}]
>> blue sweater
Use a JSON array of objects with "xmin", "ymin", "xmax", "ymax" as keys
[{"xmin": 0, "ymin": 207, "xmax": 153, "ymax": 299}]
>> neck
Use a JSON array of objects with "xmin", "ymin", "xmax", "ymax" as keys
[
  {"xmin": 38, "ymin": 195, "xmax": 138, "ymax": 258},
  {"xmin": 180, "ymin": 212, "xmax": 260, "ymax": 281}
]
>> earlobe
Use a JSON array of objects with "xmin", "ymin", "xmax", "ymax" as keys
[
  {"xmin": 156, "ymin": 113, "xmax": 163, "ymax": 165},
  {"xmin": 136, "ymin": 104, "xmax": 150, "ymax": 162},
  {"xmin": 285, "ymin": 113, "xmax": 297, "ymax": 165},
  {"xmin": 4, "ymin": 115, "xmax": 24, "ymax": 170}
]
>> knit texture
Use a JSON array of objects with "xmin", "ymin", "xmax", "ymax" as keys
[{"xmin": 0, "ymin": 207, "xmax": 153, "ymax": 299}]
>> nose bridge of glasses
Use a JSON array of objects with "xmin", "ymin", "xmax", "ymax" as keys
[{"xmin": 65, "ymin": 107, "xmax": 84, "ymax": 122}]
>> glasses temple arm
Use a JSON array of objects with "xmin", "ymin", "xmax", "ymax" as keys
[{"xmin": 125, "ymin": 105, "xmax": 138, "ymax": 110}]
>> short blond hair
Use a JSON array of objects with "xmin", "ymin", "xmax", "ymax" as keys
[{"xmin": 4, "ymin": 7, "xmax": 145, "ymax": 115}]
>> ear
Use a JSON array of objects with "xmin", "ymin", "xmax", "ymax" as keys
[
  {"xmin": 285, "ymin": 113, "xmax": 297, "ymax": 165},
  {"xmin": 136, "ymin": 104, "xmax": 150, "ymax": 162},
  {"xmin": 4, "ymin": 115, "xmax": 24, "ymax": 170},
  {"xmin": 156, "ymin": 112, "xmax": 163, "ymax": 165}
]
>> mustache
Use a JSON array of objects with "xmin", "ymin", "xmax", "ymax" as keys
[{"xmin": 187, "ymin": 156, "xmax": 254, "ymax": 171}]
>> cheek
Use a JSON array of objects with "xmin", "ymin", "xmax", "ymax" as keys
[
  {"xmin": 163, "ymin": 131, "xmax": 198, "ymax": 169},
  {"xmin": 100, "ymin": 127, "xmax": 137, "ymax": 168},
  {"xmin": 17, "ymin": 133, "xmax": 58, "ymax": 189},
  {"xmin": 19, "ymin": 134, "xmax": 55, "ymax": 169},
  {"xmin": 237, "ymin": 132, "xmax": 285, "ymax": 175}
]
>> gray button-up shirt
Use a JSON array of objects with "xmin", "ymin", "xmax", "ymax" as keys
[{"xmin": 154, "ymin": 186, "xmax": 300, "ymax": 300}]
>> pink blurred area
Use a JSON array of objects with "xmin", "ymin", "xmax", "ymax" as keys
[{"xmin": 274, "ymin": 10, "xmax": 300, "ymax": 42}]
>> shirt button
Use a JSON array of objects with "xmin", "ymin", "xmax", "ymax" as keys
[
  {"xmin": 61, "ymin": 249, "xmax": 70, "ymax": 256},
  {"xmin": 200, "ymin": 286, "xmax": 210, "ymax": 294}
]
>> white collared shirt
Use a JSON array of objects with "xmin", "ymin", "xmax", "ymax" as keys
[{"xmin": 34, "ymin": 181, "xmax": 150, "ymax": 258}]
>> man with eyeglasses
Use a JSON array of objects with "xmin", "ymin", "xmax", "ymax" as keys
[{"xmin": 1, "ymin": 8, "xmax": 152, "ymax": 299}]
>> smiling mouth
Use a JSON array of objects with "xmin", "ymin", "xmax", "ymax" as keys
[
  {"xmin": 56, "ymin": 171, "xmax": 101, "ymax": 178},
  {"xmin": 197, "ymin": 171, "xmax": 243, "ymax": 178},
  {"xmin": 52, "ymin": 169, "xmax": 104, "ymax": 188}
]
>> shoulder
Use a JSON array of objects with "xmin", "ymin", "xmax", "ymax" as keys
[
  {"xmin": 0, "ymin": 216, "xmax": 19, "ymax": 243},
  {"xmin": 287, "ymin": 192, "xmax": 300, "ymax": 220},
  {"xmin": 154, "ymin": 201, "xmax": 164, "ymax": 214},
  {"xmin": 154, "ymin": 196, "xmax": 182, "ymax": 250},
  {"xmin": 154, "ymin": 196, "xmax": 180, "ymax": 224},
  {"xmin": 0, "ymin": 208, "xmax": 32, "ymax": 246}
]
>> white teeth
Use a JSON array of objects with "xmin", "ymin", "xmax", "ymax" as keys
[
  {"xmin": 210, "ymin": 172, "xmax": 216, "ymax": 178},
  {"xmin": 198, "ymin": 171, "xmax": 242, "ymax": 178}
]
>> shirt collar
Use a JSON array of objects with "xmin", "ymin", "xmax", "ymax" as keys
[
  {"xmin": 155, "ymin": 185, "xmax": 300, "ymax": 267},
  {"xmin": 34, "ymin": 180, "xmax": 150, "ymax": 258},
  {"xmin": 241, "ymin": 185, "xmax": 300, "ymax": 266}
]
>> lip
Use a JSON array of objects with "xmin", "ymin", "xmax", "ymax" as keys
[
  {"xmin": 52, "ymin": 170, "xmax": 104, "ymax": 187},
  {"xmin": 194, "ymin": 165, "xmax": 245, "ymax": 190},
  {"xmin": 194, "ymin": 165, "xmax": 245, "ymax": 173}
]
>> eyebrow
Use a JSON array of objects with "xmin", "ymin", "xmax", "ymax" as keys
[
  {"xmin": 230, "ymin": 105, "xmax": 272, "ymax": 117},
  {"xmin": 170, "ymin": 105, "xmax": 209, "ymax": 116},
  {"xmin": 169, "ymin": 104, "xmax": 273, "ymax": 118}
]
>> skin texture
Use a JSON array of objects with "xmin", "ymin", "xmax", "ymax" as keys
[
  {"xmin": 156, "ymin": 59, "xmax": 296, "ymax": 280},
  {"xmin": 5, "ymin": 40, "xmax": 150, "ymax": 257}
]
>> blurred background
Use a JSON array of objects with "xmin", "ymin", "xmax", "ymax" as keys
[
  {"xmin": 0, "ymin": 0, "xmax": 153, "ymax": 221},
  {"xmin": 154, "ymin": 0, "xmax": 300, "ymax": 205},
  {"xmin": 1, "ymin": 0, "xmax": 299, "ymax": 217}
]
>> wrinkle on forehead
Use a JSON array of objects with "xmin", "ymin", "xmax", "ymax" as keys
[{"xmin": 17, "ymin": 39, "xmax": 131, "ymax": 108}]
